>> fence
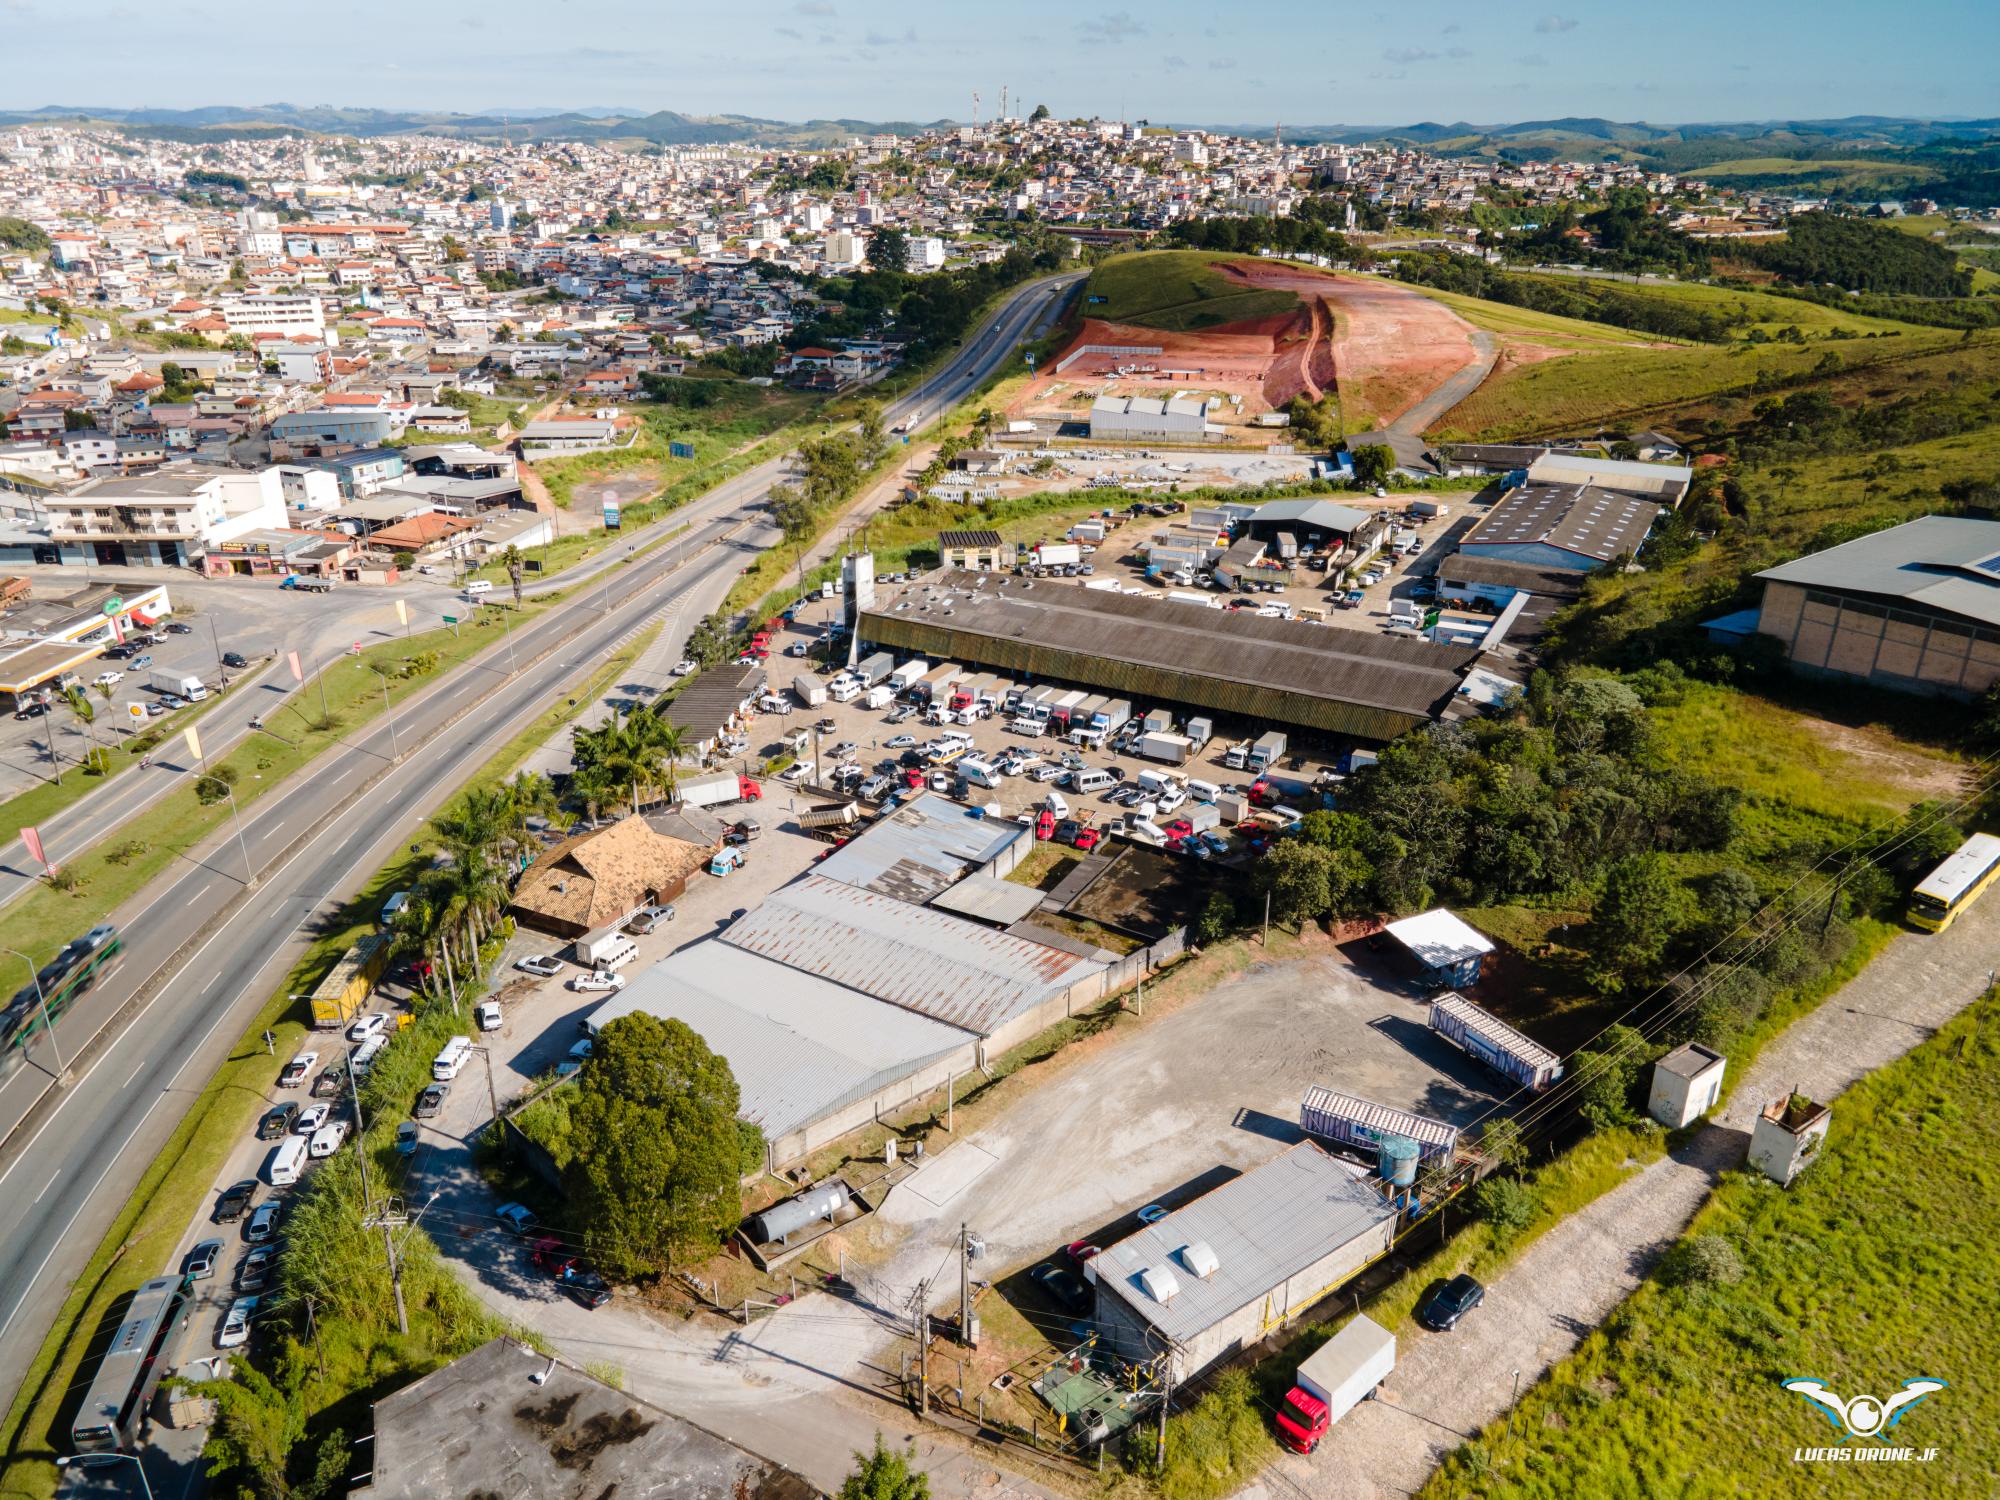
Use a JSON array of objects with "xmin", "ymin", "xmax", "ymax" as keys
[{"xmin": 1054, "ymin": 342, "xmax": 1164, "ymax": 374}]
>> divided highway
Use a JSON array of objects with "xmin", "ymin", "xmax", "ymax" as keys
[{"xmin": 0, "ymin": 269, "xmax": 1081, "ymax": 1404}]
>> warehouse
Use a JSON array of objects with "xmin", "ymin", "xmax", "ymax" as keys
[
  {"xmin": 1457, "ymin": 481, "xmax": 1663, "ymax": 572},
  {"xmin": 858, "ymin": 570, "xmax": 1479, "ymax": 741},
  {"xmin": 1750, "ymin": 515, "xmax": 2000, "ymax": 699},
  {"xmin": 1089, "ymin": 392, "xmax": 1213, "ymax": 441},
  {"xmin": 814, "ymin": 791, "xmax": 1029, "ymax": 903},
  {"xmin": 1235, "ymin": 498, "xmax": 1379, "ymax": 556},
  {"xmin": 1088, "ymin": 1142, "xmax": 1399, "ymax": 1381}
]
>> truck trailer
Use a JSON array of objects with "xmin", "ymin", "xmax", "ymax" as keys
[
  {"xmin": 887, "ymin": 659, "xmax": 929, "ymax": 693},
  {"xmin": 1274, "ymin": 1315, "xmax": 1396, "ymax": 1455},
  {"xmin": 678, "ymin": 769, "xmax": 763, "ymax": 810},
  {"xmin": 792, "ymin": 673, "xmax": 827, "ymax": 708},
  {"xmin": 1300, "ymin": 1086, "xmax": 1461, "ymax": 1162},
  {"xmin": 148, "ymin": 671, "xmax": 208, "ymax": 701},
  {"xmin": 1428, "ymin": 993, "xmax": 1563, "ymax": 1091},
  {"xmin": 1137, "ymin": 731, "xmax": 1193, "ymax": 765}
]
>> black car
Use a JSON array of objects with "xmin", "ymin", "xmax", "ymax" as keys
[
  {"xmin": 1416, "ymin": 1274, "xmax": 1486, "ymax": 1332},
  {"xmin": 1055, "ymin": 819, "xmax": 1082, "ymax": 844},
  {"xmin": 899, "ymin": 749, "xmax": 925, "ymax": 769},
  {"xmin": 1029, "ymin": 1263, "xmax": 1093, "ymax": 1317},
  {"xmin": 414, "ymin": 1083, "xmax": 448, "ymax": 1118},
  {"xmin": 166, "ymin": 621, "xmax": 194, "ymax": 635},
  {"xmin": 561, "ymin": 1268, "xmax": 613, "ymax": 1309},
  {"xmin": 222, "ymin": 652, "xmax": 250, "ymax": 669},
  {"xmin": 257, "ymin": 1103, "xmax": 299, "ymax": 1140},
  {"xmin": 104, "ymin": 644, "xmax": 134, "ymax": 659},
  {"xmin": 214, "ymin": 1180, "xmax": 257, "ymax": 1224}
]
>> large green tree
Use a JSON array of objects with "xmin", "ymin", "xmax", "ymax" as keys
[
  {"xmin": 564, "ymin": 1013, "xmax": 745, "ymax": 1277},
  {"xmin": 838, "ymin": 1435, "xmax": 929, "ymax": 1500}
]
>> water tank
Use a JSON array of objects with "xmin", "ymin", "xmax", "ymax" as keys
[
  {"xmin": 1378, "ymin": 1135, "xmax": 1420, "ymax": 1188},
  {"xmin": 747, "ymin": 1181, "xmax": 851, "ymax": 1245}
]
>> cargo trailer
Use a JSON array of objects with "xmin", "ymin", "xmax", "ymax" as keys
[
  {"xmin": 792, "ymin": 673, "xmax": 827, "ymax": 708},
  {"xmin": 1137, "ymin": 731, "xmax": 1193, "ymax": 765},
  {"xmin": 1299, "ymin": 1086, "xmax": 1461, "ymax": 1162},
  {"xmin": 1275, "ymin": 1316, "xmax": 1395, "ymax": 1455},
  {"xmin": 1428, "ymin": 993, "xmax": 1563, "ymax": 1091}
]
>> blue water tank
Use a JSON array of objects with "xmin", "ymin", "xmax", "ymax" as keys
[{"xmin": 1378, "ymin": 1135, "xmax": 1420, "ymax": 1187}]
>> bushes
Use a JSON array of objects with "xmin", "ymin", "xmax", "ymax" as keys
[
  {"xmin": 194, "ymin": 764, "xmax": 240, "ymax": 805},
  {"xmin": 1136, "ymin": 1368, "xmax": 1274, "ymax": 1500},
  {"xmin": 1660, "ymin": 1233, "xmax": 1745, "ymax": 1288},
  {"xmin": 1475, "ymin": 1176, "xmax": 1541, "ymax": 1236}
]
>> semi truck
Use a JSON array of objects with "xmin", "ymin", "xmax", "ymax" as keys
[
  {"xmin": 678, "ymin": 769, "xmax": 764, "ymax": 810},
  {"xmin": 1274, "ymin": 1316, "xmax": 1396, "ymax": 1455},
  {"xmin": 149, "ymin": 671, "xmax": 207, "ymax": 701},
  {"xmin": 792, "ymin": 673, "xmax": 827, "ymax": 708}
]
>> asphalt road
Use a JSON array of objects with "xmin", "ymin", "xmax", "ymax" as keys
[{"xmin": 0, "ymin": 269, "xmax": 1080, "ymax": 1423}]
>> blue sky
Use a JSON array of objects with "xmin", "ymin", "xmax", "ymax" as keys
[{"xmin": 5, "ymin": 0, "xmax": 1996, "ymax": 125}]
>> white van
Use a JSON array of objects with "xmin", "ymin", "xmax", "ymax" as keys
[
  {"xmin": 828, "ymin": 678, "xmax": 862, "ymax": 703},
  {"xmin": 267, "ymin": 1135, "xmax": 309, "ymax": 1186},
  {"xmin": 959, "ymin": 757, "xmax": 1002, "ymax": 790},
  {"xmin": 1137, "ymin": 769, "xmax": 1178, "ymax": 797},
  {"xmin": 432, "ymin": 1035, "xmax": 473, "ymax": 1081},
  {"xmin": 380, "ymin": 889, "xmax": 411, "ymax": 924},
  {"xmin": 350, "ymin": 1034, "xmax": 389, "ymax": 1078},
  {"xmin": 1044, "ymin": 790, "xmax": 1070, "ymax": 818},
  {"xmin": 1187, "ymin": 778, "xmax": 1222, "ymax": 805},
  {"xmin": 583, "ymin": 935, "xmax": 638, "ymax": 972},
  {"xmin": 462, "ymin": 580, "xmax": 492, "ymax": 599},
  {"xmin": 308, "ymin": 1120, "xmax": 351, "ymax": 1158},
  {"xmin": 1074, "ymin": 768, "xmax": 1115, "ymax": 795}
]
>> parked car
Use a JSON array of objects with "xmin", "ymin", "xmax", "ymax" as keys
[
  {"xmin": 311, "ymin": 1065, "xmax": 347, "ymax": 1100},
  {"xmin": 347, "ymin": 1012, "xmax": 389, "ymax": 1043},
  {"xmin": 165, "ymin": 621, "xmax": 193, "ymax": 635},
  {"xmin": 514, "ymin": 954, "xmax": 564, "ymax": 977},
  {"xmin": 222, "ymin": 651, "xmax": 250, "ymax": 669},
  {"xmin": 475, "ymin": 1000, "xmax": 503, "ymax": 1031},
  {"xmin": 293, "ymin": 1102, "xmax": 331, "ymax": 1135},
  {"xmin": 494, "ymin": 1201, "xmax": 538, "ymax": 1237},
  {"xmin": 1072, "ymin": 827, "xmax": 1103, "ymax": 852},
  {"xmin": 1029, "ymin": 1263, "xmax": 1093, "ymax": 1317},
  {"xmin": 159, "ymin": 693, "xmax": 187, "ymax": 710},
  {"xmin": 243, "ymin": 1202, "xmax": 281, "ymax": 1245},
  {"xmin": 277, "ymin": 1051, "xmax": 317, "ymax": 1088},
  {"xmin": 396, "ymin": 1120, "xmax": 420, "ymax": 1157},
  {"xmin": 256, "ymin": 1103, "xmax": 299, "ymax": 1140},
  {"xmin": 183, "ymin": 1239, "xmax": 223, "ymax": 1281},
  {"xmin": 567, "ymin": 970, "xmax": 625, "ymax": 993},
  {"xmin": 414, "ymin": 1083, "xmax": 448, "ymax": 1118},
  {"xmin": 215, "ymin": 1296, "xmax": 258, "ymax": 1349},
  {"xmin": 92, "ymin": 670, "xmax": 123, "ymax": 688},
  {"xmin": 671, "ymin": 658, "xmax": 698, "ymax": 676},
  {"xmin": 1063, "ymin": 1240, "xmax": 1102, "ymax": 1268},
  {"xmin": 561, "ymin": 1268, "xmax": 613, "ymax": 1309},
  {"xmin": 1416, "ymin": 1274, "xmax": 1486, "ymax": 1332},
  {"xmin": 236, "ymin": 1246, "xmax": 275, "ymax": 1292},
  {"xmin": 625, "ymin": 903, "xmax": 675, "ymax": 935},
  {"xmin": 885, "ymin": 734, "xmax": 916, "ymax": 750},
  {"xmin": 214, "ymin": 1180, "xmax": 257, "ymax": 1223},
  {"xmin": 130, "ymin": 653, "xmax": 152, "ymax": 670}
]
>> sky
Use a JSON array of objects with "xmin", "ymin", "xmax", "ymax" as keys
[{"xmin": 3, "ymin": 0, "xmax": 1997, "ymax": 126}]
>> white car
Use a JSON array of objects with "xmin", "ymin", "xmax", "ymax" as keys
[
  {"xmin": 567, "ymin": 969, "xmax": 625, "ymax": 993},
  {"xmin": 215, "ymin": 1295, "xmax": 259, "ymax": 1349},
  {"xmin": 347, "ymin": 1012, "xmax": 389, "ymax": 1043},
  {"xmin": 1156, "ymin": 787, "xmax": 1187, "ymax": 814},
  {"xmin": 514, "ymin": 954, "xmax": 564, "ymax": 977},
  {"xmin": 779, "ymin": 761, "xmax": 815, "ymax": 785},
  {"xmin": 885, "ymin": 735, "xmax": 916, "ymax": 749},
  {"xmin": 671, "ymin": 659, "xmax": 698, "ymax": 676},
  {"xmin": 1030, "ymin": 763, "xmax": 1064, "ymax": 783},
  {"xmin": 475, "ymin": 1000, "xmax": 503, "ymax": 1031},
  {"xmin": 92, "ymin": 670, "xmax": 123, "ymax": 688},
  {"xmin": 293, "ymin": 1102, "xmax": 331, "ymax": 1135},
  {"xmin": 308, "ymin": 1120, "xmax": 351, "ymax": 1158}
]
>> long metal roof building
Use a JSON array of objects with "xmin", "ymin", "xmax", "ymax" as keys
[
  {"xmin": 859, "ymin": 570, "xmax": 1478, "ymax": 742},
  {"xmin": 722, "ymin": 874, "xmax": 1100, "ymax": 1038},
  {"xmin": 812, "ymin": 790, "xmax": 1028, "ymax": 904}
]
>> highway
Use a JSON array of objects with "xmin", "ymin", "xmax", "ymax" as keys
[{"xmin": 0, "ymin": 269, "xmax": 1081, "ymax": 1411}]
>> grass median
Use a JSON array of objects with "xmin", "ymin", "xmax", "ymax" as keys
[{"xmin": 0, "ymin": 623, "xmax": 657, "ymax": 1500}]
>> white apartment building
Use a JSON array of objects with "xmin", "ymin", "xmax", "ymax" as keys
[
  {"xmin": 823, "ymin": 229, "xmax": 864, "ymax": 267},
  {"xmin": 907, "ymin": 236, "xmax": 947, "ymax": 271},
  {"xmin": 801, "ymin": 204, "xmax": 830, "ymax": 232},
  {"xmin": 43, "ymin": 465, "xmax": 289, "ymax": 567},
  {"xmin": 220, "ymin": 294, "xmax": 326, "ymax": 338}
]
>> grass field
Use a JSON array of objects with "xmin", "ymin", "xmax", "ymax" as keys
[
  {"xmin": 1421, "ymin": 986, "xmax": 2000, "ymax": 1499},
  {"xmin": 0, "ymin": 628, "xmax": 655, "ymax": 1500},
  {"xmin": 1083, "ymin": 250, "xmax": 1297, "ymax": 333}
]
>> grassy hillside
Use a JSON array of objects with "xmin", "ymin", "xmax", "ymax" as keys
[
  {"xmin": 1083, "ymin": 250, "xmax": 1297, "ymax": 332},
  {"xmin": 1420, "ymin": 987, "xmax": 2000, "ymax": 1499}
]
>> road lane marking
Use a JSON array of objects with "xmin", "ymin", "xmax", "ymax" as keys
[
  {"xmin": 33, "ymin": 1170, "xmax": 57, "ymax": 1204},
  {"xmin": 125, "ymin": 1062, "xmax": 145, "ymax": 1088}
]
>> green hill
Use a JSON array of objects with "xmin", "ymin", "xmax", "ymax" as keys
[{"xmin": 1081, "ymin": 251, "xmax": 1299, "ymax": 333}]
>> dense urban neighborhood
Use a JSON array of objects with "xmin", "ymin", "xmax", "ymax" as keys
[{"xmin": 1, "ymin": 38, "xmax": 1999, "ymax": 1500}]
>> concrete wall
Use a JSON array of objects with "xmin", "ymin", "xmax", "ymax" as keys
[
  {"xmin": 765, "ymin": 1037, "xmax": 979, "ymax": 1166},
  {"xmin": 1758, "ymin": 580, "xmax": 2000, "ymax": 699}
]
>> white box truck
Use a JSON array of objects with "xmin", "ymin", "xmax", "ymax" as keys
[
  {"xmin": 887, "ymin": 659, "xmax": 928, "ymax": 692},
  {"xmin": 1249, "ymin": 731, "xmax": 1289, "ymax": 772},
  {"xmin": 853, "ymin": 651, "xmax": 895, "ymax": 688},
  {"xmin": 1186, "ymin": 716, "xmax": 1214, "ymax": 750},
  {"xmin": 149, "ymin": 671, "xmax": 208, "ymax": 701},
  {"xmin": 1138, "ymin": 732, "xmax": 1193, "ymax": 765},
  {"xmin": 1275, "ymin": 1315, "xmax": 1395, "ymax": 1455},
  {"xmin": 864, "ymin": 683, "xmax": 895, "ymax": 710},
  {"xmin": 793, "ymin": 673, "xmax": 828, "ymax": 708},
  {"xmin": 1033, "ymin": 541, "xmax": 1082, "ymax": 570},
  {"xmin": 679, "ymin": 769, "xmax": 758, "ymax": 809}
]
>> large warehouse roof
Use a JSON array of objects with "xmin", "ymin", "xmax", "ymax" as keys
[
  {"xmin": 1239, "ymin": 498, "xmax": 1372, "ymax": 535},
  {"xmin": 1462, "ymin": 483, "xmax": 1661, "ymax": 565},
  {"xmin": 1756, "ymin": 515, "xmax": 2000, "ymax": 629},
  {"xmin": 813, "ymin": 791, "xmax": 1027, "ymax": 904},
  {"xmin": 585, "ymin": 939, "xmax": 968, "ymax": 1142},
  {"xmin": 723, "ymin": 874, "xmax": 1100, "ymax": 1038},
  {"xmin": 1092, "ymin": 1143, "xmax": 1397, "ymax": 1345},
  {"xmin": 860, "ymin": 570, "xmax": 1477, "ymax": 741}
]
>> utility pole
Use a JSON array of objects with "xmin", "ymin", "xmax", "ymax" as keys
[
  {"xmin": 1506, "ymin": 1368, "xmax": 1522, "ymax": 1446},
  {"xmin": 1262, "ymin": 890, "xmax": 1271, "ymax": 947},
  {"xmin": 958, "ymin": 1223, "xmax": 973, "ymax": 1347},
  {"xmin": 1156, "ymin": 1355, "xmax": 1173, "ymax": 1468},
  {"xmin": 305, "ymin": 1294, "xmax": 328, "ymax": 1385},
  {"xmin": 911, "ymin": 1278, "xmax": 930, "ymax": 1419},
  {"xmin": 348, "ymin": 1045, "xmax": 409, "ymax": 1335}
]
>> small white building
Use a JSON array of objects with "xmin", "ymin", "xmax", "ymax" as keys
[
  {"xmin": 1748, "ymin": 1093, "xmax": 1830, "ymax": 1187},
  {"xmin": 1648, "ymin": 1042, "xmax": 1726, "ymax": 1128}
]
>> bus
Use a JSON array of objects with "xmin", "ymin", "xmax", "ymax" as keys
[
  {"xmin": 1, "ymin": 925, "xmax": 122, "ymax": 1058},
  {"xmin": 70, "ymin": 1274, "xmax": 190, "ymax": 1453},
  {"xmin": 1908, "ymin": 833, "xmax": 2000, "ymax": 933}
]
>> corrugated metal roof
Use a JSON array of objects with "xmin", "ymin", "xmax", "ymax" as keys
[
  {"xmin": 1461, "ymin": 483, "xmax": 1662, "ymax": 565},
  {"xmin": 666, "ymin": 664, "xmax": 764, "ymax": 744},
  {"xmin": 859, "ymin": 571, "xmax": 1475, "ymax": 742},
  {"xmin": 585, "ymin": 941, "xmax": 969, "ymax": 1141},
  {"xmin": 1240, "ymin": 498, "xmax": 1371, "ymax": 535},
  {"xmin": 1384, "ymin": 909, "xmax": 1494, "ymax": 970},
  {"xmin": 723, "ymin": 874, "xmax": 1102, "ymax": 1037},
  {"xmin": 1094, "ymin": 1143, "xmax": 1398, "ymax": 1346},
  {"xmin": 927, "ymin": 872, "xmax": 1049, "ymax": 928},
  {"xmin": 1756, "ymin": 515, "xmax": 2000, "ymax": 629},
  {"xmin": 813, "ymin": 791, "xmax": 1028, "ymax": 904}
]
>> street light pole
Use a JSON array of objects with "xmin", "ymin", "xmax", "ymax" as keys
[
  {"xmin": 368, "ymin": 667, "xmax": 400, "ymax": 758},
  {"xmin": 3, "ymin": 947, "xmax": 65, "ymax": 1075}
]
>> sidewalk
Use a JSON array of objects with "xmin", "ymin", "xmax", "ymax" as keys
[{"xmin": 1246, "ymin": 897, "xmax": 2000, "ymax": 1500}]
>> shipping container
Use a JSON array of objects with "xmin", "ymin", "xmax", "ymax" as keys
[
  {"xmin": 792, "ymin": 673, "xmax": 827, "ymax": 708},
  {"xmin": 1300, "ymin": 1086, "xmax": 1461, "ymax": 1161},
  {"xmin": 1428, "ymin": 993, "xmax": 1563, "ymax": 1091},
  {"xmin": 308, "ymin": 933, "xmax": 388, "ymax": 1029},
  {"xmin": 853, "ymin": 651, "xmax": 895, "ymax": 688}
]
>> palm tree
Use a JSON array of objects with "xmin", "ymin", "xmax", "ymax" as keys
[{"xmin": 61, "ymin": 686, "xmax": 103, "ymax": 774}]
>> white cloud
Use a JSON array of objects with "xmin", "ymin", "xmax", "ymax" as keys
[
  {"xmin": 1534, "ymin": 14, "xmax": 1578, "ymax": 32},
  {"xmin": 1163, "ymin": 54, "xmax": 1189, "ymax": 70},
  {"xmin": 776, "ymin": 24, "xmax": 801, "ymax": 37},
  {"xmin": 1077, "ymin": 10, "xmax": 1146, "ymax": 43},
  {"xmin": 1383, "ymin": 46, "xmax": 1438, "ymax": 63}
]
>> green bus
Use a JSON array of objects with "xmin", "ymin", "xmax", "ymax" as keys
[{"xmin": 2, "ymin": 924, "xmax": 122, "ymax": 1056}]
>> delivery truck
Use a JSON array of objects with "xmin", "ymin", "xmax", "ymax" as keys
[
  {"xmin": 1032, "ymin": 541, "xmax": 1082, "ymax": 570},
  {"xmin": 887, "ymin": 659, "xmax": 929, "ymax": 693},
  {"xmin": 1249, "ymin": 731, "xmax": 1288, "ymax": 773},
  {"xmin": 1274, "ymin": 1315, "xmax": 1396, "ymax": 1455},
  {"xmin": 1137, "ymin": 731, "xmax": 1193, "ymax": 765},
  {"xmin": 678, "ymin": 769, "xmax": 763, "ymax": 810},
  {"xmin": 149, "ymin": 671, "xmax": 208, "ymax": 701},
  {"xmin": 792, "ymin": 673, "xmax": 827, "ymax": 708},
  {"xmin": 864, "ymin": 683, "xmax": 895, "ymax": 710},
  {"xmin": 308, "ymin": 933, "xmax": 388, "ymax": 1029},
  {"xmin": 853, "ymin": 651, "xmax": 895, "ymax": 688}
]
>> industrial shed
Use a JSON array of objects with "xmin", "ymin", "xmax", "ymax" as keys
[
  {"xmin": 860, "ymin": 570, "xmax": 1477, "ymax": 741},
  {"xmin": 1458, "ymin": 482, "xmax": 1663, "ymax": 572},
  {"xmin": 721, "ymin": 874, "xmax": 1108, "ymax": 1058},
  {"xmin": 1089, "ymin": 392, "xmax": 1213, "ymax": 441},
  {"xmin": 812, "ymin": 791, "xmax": 1028, "ymax": 903},
  {"xmin": 1089, "ymin": 1143, "xmax": 1399, "ymax": 1381},
  {"xmin": 586, "ymin": 939, "xmax": 977, "ymax": 1164},
  {"xmin": 1235, "ymin": 498, "xmax": 1376, "ymax": 554},
  {"xmin": 665, "ymin": 663, "xmax": 764, "ymax": 754}
]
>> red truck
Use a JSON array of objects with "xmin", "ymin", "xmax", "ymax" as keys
[{"xmin": 1273, "ymin": 1315, "xmax": 1396, "ymax": 1456}]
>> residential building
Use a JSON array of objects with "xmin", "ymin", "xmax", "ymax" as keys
[
  {"xmin": 219, "ymin": 293, "xmax": 326, "ymax": 338},
  {"xmin": 40, "ymin": 465, "xmax": 287, "ymax": 567},
  {"xmin": 938, "ymin": 528, "xmax": 1006, "ymax": 570}
]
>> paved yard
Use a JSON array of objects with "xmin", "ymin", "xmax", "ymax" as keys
[{"xmin": 1246, "ymin": 895, "xmax": 2000, "ymax": 1500}]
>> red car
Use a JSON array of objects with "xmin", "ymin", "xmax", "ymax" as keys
[
  {"xmin": 529, "ymin": 1236, "xmax": 579, "ymax": 1278},
  {"xmin": 1063, "ymin": 1240, "xmax": 1102, "ymax": 1268},
  {"xmin": 1162, "ymin": 818, "xmax": 1194, "ymax": 839},
  {"xmin": 1072, "ymin": 827, "xmax": 1102, "ymax": 852},
  {"xmin": 1035, "ymin": 808, "xmax": 1057, "ymax": 840}
]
